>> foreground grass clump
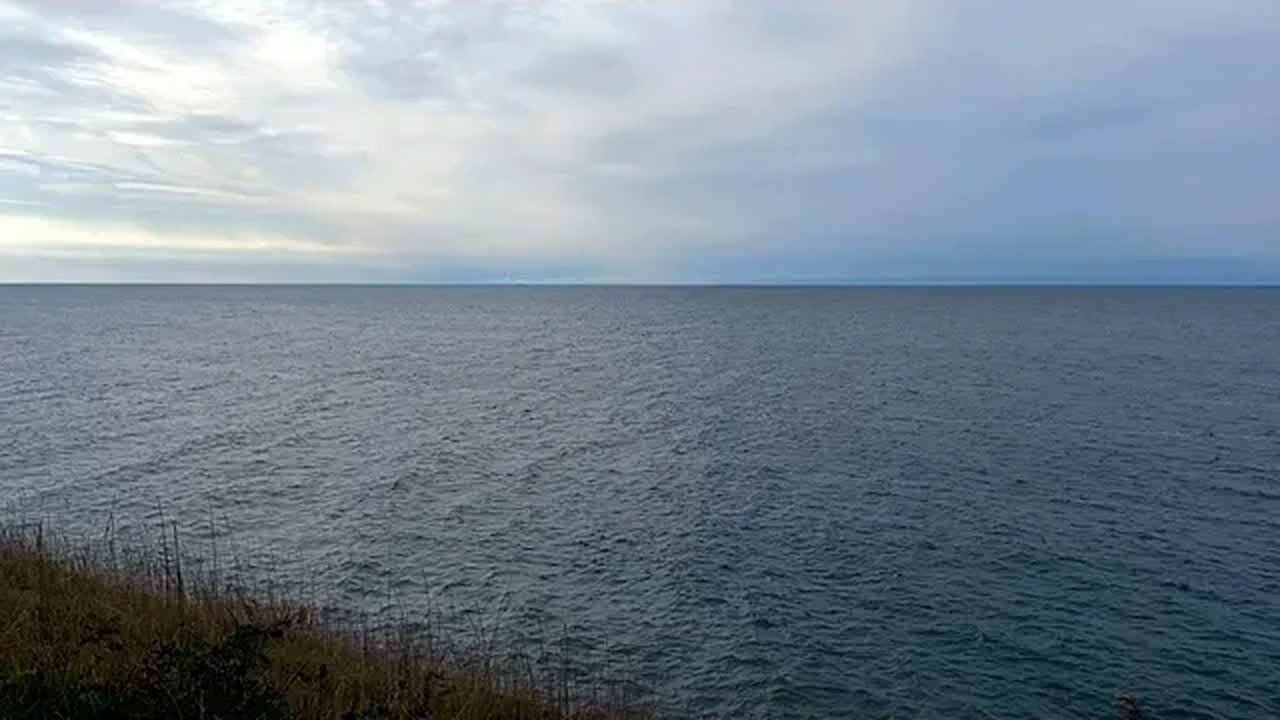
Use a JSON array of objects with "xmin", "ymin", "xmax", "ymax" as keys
[{"xmin": 0, "ymin": 527, "xmax": 645, "ymax": 720}]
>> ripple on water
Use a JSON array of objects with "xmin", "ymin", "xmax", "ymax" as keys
[{"xmin": 2, "ymin": 286, "xmax": 1279, "ymax": 719}]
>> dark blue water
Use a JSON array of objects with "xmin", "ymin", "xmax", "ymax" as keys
[{"xmin": 3, "ymin": 286, "xmax": 1278, "ymax": 719}]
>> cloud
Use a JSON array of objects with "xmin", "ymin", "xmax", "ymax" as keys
[{"xmin": 0, "ymin": 0, "xmax": 1277, "ymax": 282}]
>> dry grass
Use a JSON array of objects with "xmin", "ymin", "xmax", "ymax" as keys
[
  {"xmin": 0, "ymin": 524, "xmax": 648, "ymax": 720},
  {"xmin": 0, "ymin": 522, "xmax": 1156, "ymax": 720}
]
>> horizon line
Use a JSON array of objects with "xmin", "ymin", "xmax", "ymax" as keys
[{"xmin": 3, "ymin": 281, "xmax": 1278, "ymax": 289}]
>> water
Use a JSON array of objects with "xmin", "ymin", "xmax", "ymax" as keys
[{"xmin": 2, "ymin": 286, "xmax": 1278, "ymax": 719}]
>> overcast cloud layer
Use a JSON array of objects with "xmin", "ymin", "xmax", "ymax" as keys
[{"xmin": 2, "ymin": 0, "xmax": 1278, "ymax": 282}]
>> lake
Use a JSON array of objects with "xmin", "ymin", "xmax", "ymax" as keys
[{"xmin": 2, "ymin": 286, "xmax": 1278, "ymax": 719}]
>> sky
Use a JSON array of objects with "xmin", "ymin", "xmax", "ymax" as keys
[{"xmin": 1, "ymin": 0, "xmax": 1278, "ymax": 284}]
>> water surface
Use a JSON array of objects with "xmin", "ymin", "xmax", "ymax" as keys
[{"xmin": 3, "ymin": 286, "xmax": 1278, "ymax": 719}]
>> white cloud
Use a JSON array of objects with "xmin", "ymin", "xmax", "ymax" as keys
[
  {"xmin": 0, "ymin": 212, "xmax": 361, "ymax": 255},
  {"xmin": 0, "ymin": 0, "xmax": 1277, "ymax": 282}
]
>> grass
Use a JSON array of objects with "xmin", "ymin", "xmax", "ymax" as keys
[
  {"xmin": 0, "ymin": 523, "xmax": 648, "ymax": 720},
  {"xmin": 0, "ymin": 522, "xmax": 1156, "ymax": 720}
]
